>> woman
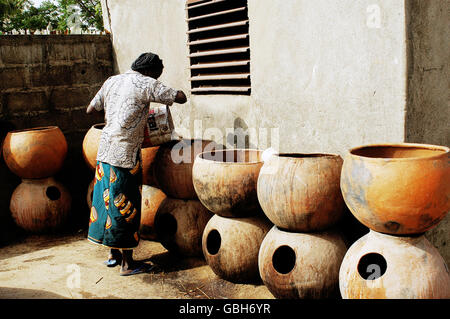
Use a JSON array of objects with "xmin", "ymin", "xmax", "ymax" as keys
[{"xmin": 86, "ymin": 52, "xmax": 187, "ymax": 275}]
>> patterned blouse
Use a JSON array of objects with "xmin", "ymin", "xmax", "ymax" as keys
[{"xmin": 89, "ymin": 70, "xmax": 178, "ymax": 169}]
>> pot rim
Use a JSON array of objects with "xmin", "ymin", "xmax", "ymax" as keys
[
  {"xmin": 7, "ymin": 126, "xmax": 60, "ymax": 135},
  {"xmin": 92, "ymin": 123, "xmax": 106, "ymax": 129},
  {"xmin": 275, "ymin": 152, "xmax": 341, "ymax": 159},
  {"xmin": 196, "ymin": 148, "xmax": 263, "ymax": 165},
  {"xmin": 347, "ymin": 143, "xmax": 449, "ymax": 161}
]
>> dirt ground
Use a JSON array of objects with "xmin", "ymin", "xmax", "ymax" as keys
[{"xmin": 0, "ymin": 230, "xmax": 274, "ymax": 299}]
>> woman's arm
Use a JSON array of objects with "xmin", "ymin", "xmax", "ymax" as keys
[{"xmin": 86, "ymin": 84, "xmax": 105, "ymax": 114}]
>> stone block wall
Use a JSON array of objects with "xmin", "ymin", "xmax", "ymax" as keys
[{"xmin": 0, "ymin": 35, "xmax": 113, "ymax": 245}]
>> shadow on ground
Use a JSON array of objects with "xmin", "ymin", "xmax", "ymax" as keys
[{"xmin": 0, "ymin": 287, "xmax": 68, "ymax": 299}]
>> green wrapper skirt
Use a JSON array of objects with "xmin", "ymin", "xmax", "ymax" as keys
[{"xmin": 87, "ymin": 161, "xmax": 141, "ymax": 249}]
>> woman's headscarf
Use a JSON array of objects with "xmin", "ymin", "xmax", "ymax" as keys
[{"xmin": 131, "ymin": 52, "xmax": 163, "ymax": 71}]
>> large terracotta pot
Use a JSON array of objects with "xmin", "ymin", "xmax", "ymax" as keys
[
  {"xmin": 10, "ymin": 177, "xmax": 72, "ymax": 232},
  {"xmin": 193, "ymin": 149, "xmax": 264, "ymax": 217},
  {"xmin": 341, "ymin": 143, "xmax": 450, "ymax": 235},
  {"xmin": 257, "ymin": 153, "xmax": 344, "ymax": 232},
  {"xmin": 153, "ymin": 139, "xmax": 221, "ymax": 199},
  {"xmin": 259, "ymin": 226, "xmax": 347, "ymax": 299},
  {"xmin": 2, "ymin": 126, "xmax": 68, "ymax": 179},
  {"xmin": 82, "ymin": 123, "xmax": 104, "ymax": 171},
  {"xmin": 339, "ymin": 230, "xmax": 450, "ymax": 299},
  {"xmin": 140, "ymin": 185, "xmax": 167, "ymax": 241},
  {"xmin": 202, "ymin": 214, "xmax": 272, "ymax": 283},
  {"xmin": 154, "ymin": 197, "xmax": 213, "ymax": 256},
  {"xmin": 141, "ymin": 146, "xmax": 160, "ymax": 186}
]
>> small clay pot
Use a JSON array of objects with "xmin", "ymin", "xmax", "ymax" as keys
[
  {"xmin": 2, "ymin": 126, "xmax": 68, "ymax": 179},
  {"xmin": 82, "ymin": 123, "xmax": 104, "ymax": 171},
  {"xmin": 140, "ymin": 185, "xmax": 167, "ymax": 241},
  {"xmin": 341, "ymin": 143, "xmax": 450, "ymax": 235},
  {"xmin": 193, "ymin": 149, "xmax": 264, "ymax": 217},
  {"xmin": 257, "ymin": 153, "xmax": 344, "ymax": 232},
  {"xmin": 154, "ymin": 139, "xmax": 221, "ymax": 199},
  {"xmin": 10, "ymin": 177, "xmax": 72, "ymax": 232},
  {"xmin": 339, "ymin": 230, "xmax": 450, "ymax": 299},
  {"xmin": 154, "ymin": 197, "xmax": 213, "ymax": 256},
  {"xmin": 141, "ymin": 146, "xmax": 160, "ymax": 186},
  {"xmin": 202, "ymin": 214, "xmax": 272, "ymax": 283},
  {"xmin": 258, "ymin": 226, "xmax": 347, "ymax": 299}
]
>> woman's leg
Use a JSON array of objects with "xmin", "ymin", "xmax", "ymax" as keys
[{"xmin": 104, "ymin": 248, "xmax": 122, "ymax": 267}]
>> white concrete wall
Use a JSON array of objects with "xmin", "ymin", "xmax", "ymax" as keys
[
  {"xmin": 101, "ymin": 0, "xmax": 192, "ymax": 133},
  {"xmin": 405, "ymin": 0, "xmax": 450, "ymax": 147},
  {"xmin": 101, "ymin": 0, "xmax": 407, "ymax": 155}
]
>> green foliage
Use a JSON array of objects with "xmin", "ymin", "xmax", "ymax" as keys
[{"xmin": 0, "ymin": 0, "xmax": 103, "ymax": 34}]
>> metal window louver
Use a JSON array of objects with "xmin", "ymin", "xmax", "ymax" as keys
[{"xmin": 186, "ymin": 0, "xmax": 251, "ymax": 95}]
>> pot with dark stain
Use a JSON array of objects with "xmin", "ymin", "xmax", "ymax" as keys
[
  {"xmin": 339, "ymin": 230, "xmax": 450, "ymax": 299},
  {"xmin": 340, "ymin": 143, "xmax": 450, "ymax": 235},
  {"xmin": 3, "ymin": 126, "xmax": 68, "ymax": 179},
  {"xmin": 259, "ymin": 226, "xmax": 347, "ymax": 299},
  {"xmin": 257, "ymin": 153, "xmax": 344, "ymax": 232},
  {"xmin": 193, "ymin": 149, "xmax": 264, "ymax": 217}
]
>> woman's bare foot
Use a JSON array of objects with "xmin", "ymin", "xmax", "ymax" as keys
[{"xmin": 119, "ymin": 249, "xmax": 152, "ymax": 276}]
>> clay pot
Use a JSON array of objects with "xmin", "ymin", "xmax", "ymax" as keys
[
  {"xmin": 339, "ymin": 230, "xmax": 450, "ymax": 299},
  {"xmin": 154, "ymin": 139, "xmax": 221, "ymax": 199},
  {"xmin": 258, "ymin": 226, "xmax": 347, "ymax": 299},
  {"xmin": 257, "ymin": 153, "xmax": 344, "ymax": 232},
  {"xmin": 140, "ymin": 185, "xmax": 167, "ymax": 241},
  {"xmin": 202, "ymin": 214, "xmax": 272, "ymax": 283},
  {"xmin": 2, "ymin": 126, "xmax": 68, "ymax": 179},
  {"xmin": 10, "ymin": 177, "xmax": 72, "ymax": 232},
  {"xmin": 341, "ymin": 143, "xmax": 450, "ymax": 235},
  {"xmin": 86, "ymin": 178, "xmax": 95, "ymax": 208},
  {"xmin": 193, "ymin": 149, "xmax": 264, "ymax": 217},
  {"xmin": 154, "ymin": 197, "xmax": 213, "ymax": 256},
  {"xmin": 141, "ymin": 146, "xmax": 160, "ymax": 186},
  {"xmin": 82, "ymin": 123, "xmax": 104, "ymax": 171}
]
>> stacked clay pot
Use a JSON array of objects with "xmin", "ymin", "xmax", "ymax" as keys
[
  {"xmin": 2, "ymin": 126, "xmax": 71, "ymax": 232},
  {"xmin": 152, "ymin": 139, "xmax": 220, "ymax": 256},
  {"xmin": 193, "ymin": 149, "xmax": 273, "ymax": 283},
  {"xmin": 82, "ymin": 123, "xmax": 104, "ymax": 210},
  {"xmin": 339, "ymin": 143, "xmax": 450, "ymax": 299},
  {"xmin": 138, "ymin": 145, "xmax": 164, "ymax": 240},
  {"xmin": 257, "ymin": 153, "xmax": 348, "ymax": 298},
  {"xmin": 82, "ymin": 123, "xmax": 105, "ymax": 171}
]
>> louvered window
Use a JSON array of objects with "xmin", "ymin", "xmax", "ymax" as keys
[{"xmin": 186, "ymin": 0, "xmax": 251, "ymax": 95}]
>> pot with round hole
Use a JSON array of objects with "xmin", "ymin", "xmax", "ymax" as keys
[
  {"xmin": 10, "ymin": 177, "xmax": 71, "ymax": 232},
  {"xmin": 154, "ymin": 197, "xmax": 213, "ymax": 256},
  {"xmin": 258, "ymin": 225, "xmax": 347, "ymax": 298},
  {"xmin": 202, "ymin": 214, "xmax": 272, "ymax": 283},
  {"xmin": 339, "ymin": 229, "xmax": 450, "ymax": 299}
]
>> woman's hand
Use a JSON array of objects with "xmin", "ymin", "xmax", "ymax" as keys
[
  {"xmin": 175, "ymin": 90, "xmax": 187, "ymax": 104},
  {"xmin": 86, "ymin": 104, "xmax": 95, "ymax": 114}
]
